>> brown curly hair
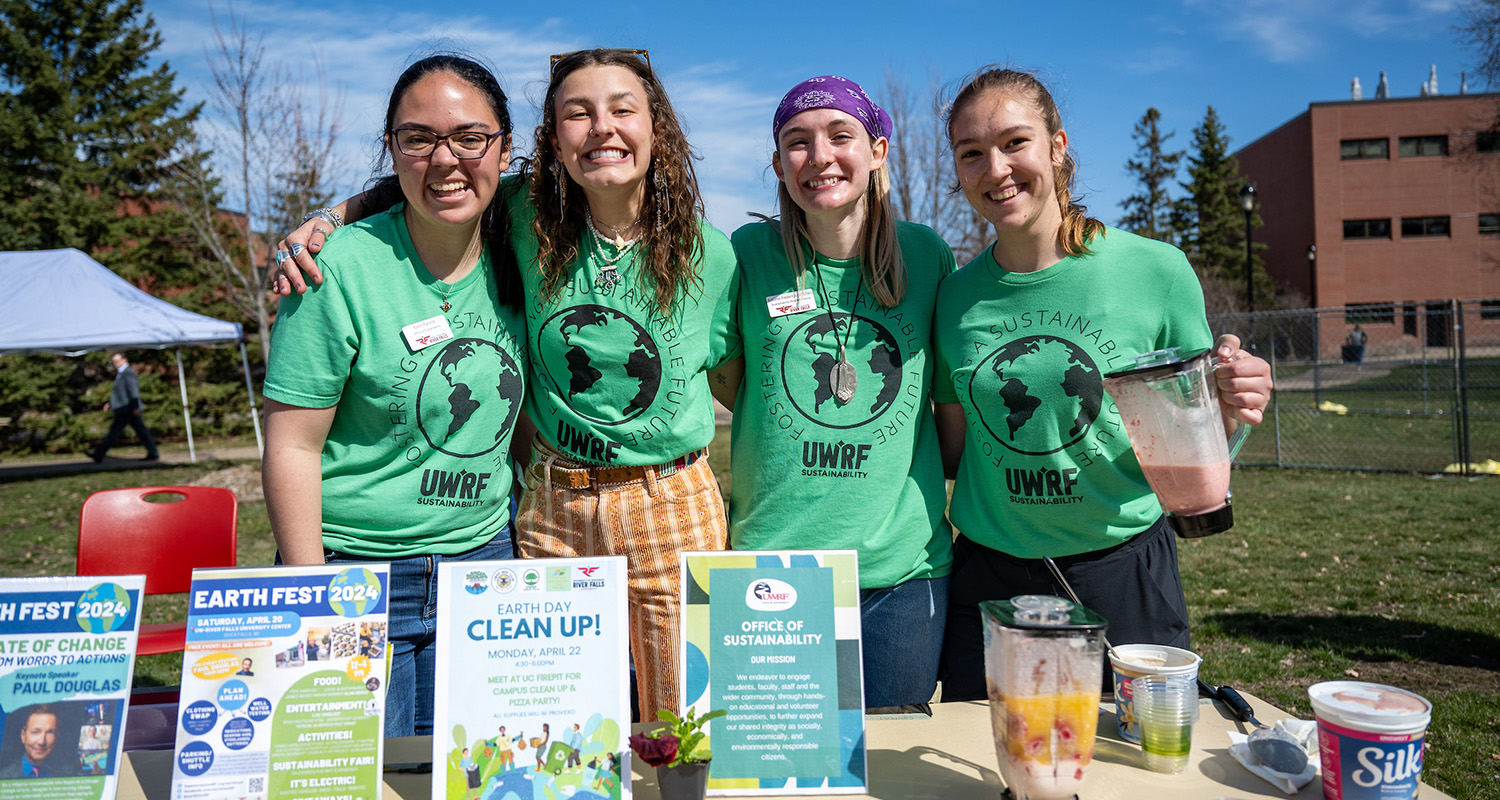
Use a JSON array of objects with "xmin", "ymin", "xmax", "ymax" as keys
[
  {"xmin": 945, "ymin": 67, "xmax": 1103, "ymax": 257},
  {"xmin": 528, "ymin": 49, "xmax": 706, "ymax": 319}
]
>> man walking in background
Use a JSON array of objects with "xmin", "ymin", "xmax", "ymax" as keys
[{"xmin": 90, "ymin": 353, "xmax": 158, "ymax": 462}]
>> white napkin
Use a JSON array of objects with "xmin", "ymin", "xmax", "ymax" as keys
[{"xmin": 1226, "ymin": 719, "xmax": 1318, "ymax": 794}]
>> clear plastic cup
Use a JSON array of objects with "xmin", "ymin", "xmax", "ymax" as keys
[
  {"xmin": 1109, "ymin": 644, "xmax": 1201, "ymax": 743},
  {"xmin": 1135, "ymin": 674, "xmax": 1196, "ymax": 774}
]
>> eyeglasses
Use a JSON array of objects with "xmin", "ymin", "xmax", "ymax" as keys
[
  {"xmin": 389, "ymin": 128, "xmax": 505, "ymax": 159},
  {"xmin": 549, "ymin": 48, "xmax": 651, "ymax": 76}
]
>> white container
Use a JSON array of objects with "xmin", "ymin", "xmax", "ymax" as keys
[
  {"xmin": 1308, "ymin": 681, "xmax": 1432, "ymax": 800},
  {"xmin": 1108, "ymin": 643, "xmax": 1200, "ymax": 743}
]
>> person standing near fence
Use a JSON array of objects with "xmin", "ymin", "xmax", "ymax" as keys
[
  {"xmin": 1347, "ymin": 324, "xmax": 1367, "ymax": 364},
  {"xmin": 930, "ymin": 67, "xmax": 1273, "ymax": 700},
  {"xmin": 90, "ymin": 353, "xmax": 158, "ymax": 462}
]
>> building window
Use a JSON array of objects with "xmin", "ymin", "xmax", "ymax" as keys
[
  {"xmin": 1340, "ymin": 138, "xmax": 1389, "ymax": 160},
  {"xmin": 1346, "ymin": 303, "xmax": 1394, "ymax": 325},
  {"xmin": 1400, "ymin": 216, "xmax": 1450, "ymax": 237},
  {"xmin": 1398, "ymin": 135, "xmax": 1448, "ymax": 157},
  {"xmin": 1478, "ymin": 131, "xmax": 1499, "ymax": 154},
  {"xmin": 1483, "ymin": 300, "xmax": 1500, "ymax": 321},
  {"xmin": 1480, "ymin": 214, "xmax": 1500, "ymax": 235},
  {"xmin": 1344, "ymin": 219, "xmax": 1391, "ymax": 239},
  {"xmin": 1403, "ymin": 303, "xmax": 1418, "ymax": 336}
]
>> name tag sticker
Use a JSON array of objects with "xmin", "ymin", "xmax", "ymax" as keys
[
  {"xmin": 402, "ymin": 315, "xmax": 455, "ymax": 352},
  {"xmin": 766, "ymin": 289, "xmax": 818, "ymax": 318}
]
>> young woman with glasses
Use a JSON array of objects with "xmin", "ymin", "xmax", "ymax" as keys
[
  {"xmin": 711, "ymin": 76, "xmax": 953, "ymax": 709},
  {"xmin": 261, "ymin": 54, "xmax": 527, "ymax": 737},
  {"xmin": 929, "ymin": 67, "xmax": 1272, "ymax": 699},
  {"xmin": 273, "ymin": 48, "xmax": 738, "ymax": 720}
]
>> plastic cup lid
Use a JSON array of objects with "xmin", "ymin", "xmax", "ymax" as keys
[{"xmin": 1308, "ymin": 681, "xmax": 1432, "ymax": 731}]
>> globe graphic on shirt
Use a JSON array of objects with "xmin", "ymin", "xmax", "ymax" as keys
[
  {"xmin": 782, "ymin": 313, "xmax": 903, "ymax": 430},
  {"xmin": 535, "ymin": 304, "xmax": 661, "ymax": 426},
  {"xmin": 415, "ymin": 337, "xmax": 523, "ymax": 458},
  {"xmin": 970, "ymin": 334, "xmax": 1103, "ymax": 456}
]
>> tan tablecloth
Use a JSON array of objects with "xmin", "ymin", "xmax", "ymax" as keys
[{"xmin": 115, "ymin": 692, "xmax": 1453, "ymax": 799}]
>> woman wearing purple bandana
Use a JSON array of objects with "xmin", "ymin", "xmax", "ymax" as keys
[{"xmin": 714, "ymin": 75, "xmax": 954, "ymax": 710}]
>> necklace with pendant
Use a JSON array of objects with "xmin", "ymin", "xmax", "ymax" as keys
[
  {"xmin": 810, "ymin": 259, "xmax": 861, "ymax": 405},
  {"xmin": 436, "ymin": 227, "xmax": 483, "ymax": 313},
  {"xmin": 585, "ymin": 206, "xmax": 640, "ymax": 291}
]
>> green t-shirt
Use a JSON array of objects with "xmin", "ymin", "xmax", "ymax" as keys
[
  {"xmin": 728, "ymin": 220, "xmax": 954, "ymax": 588},
  {"xmin": 264, "ymin": 205, "xmax": 528, "ymax": 557},
  {"xmin": 509, "ymin": 194, "xmax": 740, "ymax": 465},
  {"xmin": 932, "ymin": 227, "xmax": 1213, "ymax": 558}
]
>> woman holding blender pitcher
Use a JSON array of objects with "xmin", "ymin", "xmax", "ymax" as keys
[{"xmin": 930, "ymin": 66, "xmax": 1273, "ymax": 703}]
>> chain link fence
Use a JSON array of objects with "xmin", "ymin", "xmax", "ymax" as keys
[{"xmin": 1210, "ymin": 298, "xmax": 1500, "ymax": 475}]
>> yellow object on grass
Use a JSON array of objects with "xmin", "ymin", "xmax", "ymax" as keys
[{"xmin": 1316, "ymin": 401, "xmax": 1348, "ymax": 415}]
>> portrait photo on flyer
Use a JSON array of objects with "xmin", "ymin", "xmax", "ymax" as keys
[{"xmin": 0, "ymin": 575, "xmax": 144, "ymax": 800}]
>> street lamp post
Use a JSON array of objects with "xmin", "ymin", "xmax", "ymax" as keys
[
  {"xmin": 1239, "ymin": 184, "xmax": 1257, "ymax": 312},
  {"xmin": 1307, "ymin": 245, "xmax": 1320, "ymax": 406}
]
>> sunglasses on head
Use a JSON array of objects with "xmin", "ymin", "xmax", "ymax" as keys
[{"xmin": 549, "ymin": 48, "xmax": 651, "ymax": 76}]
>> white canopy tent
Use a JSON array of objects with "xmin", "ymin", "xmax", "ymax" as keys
[{"xmin": 0, "ymin": 248, "xmax": 262, "ymax": 460}]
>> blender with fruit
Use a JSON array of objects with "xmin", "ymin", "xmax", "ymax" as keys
[
  {"xmin": 982, "ymin": 595, "xmax": 1108, "ymax": 800},
  {"xmin": 1103, "ymin": 347, "xmax": 1251, "ymax": 538}
]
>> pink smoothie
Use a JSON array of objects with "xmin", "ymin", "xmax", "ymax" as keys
[{"xmin": 1140, "ymin": 462, "xmax": 1230, "ymax": 515}]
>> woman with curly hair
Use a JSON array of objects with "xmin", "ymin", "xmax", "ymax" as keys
[{"xmin": 275, "ymin": 49, "xmax": 738, "ymax": 719}]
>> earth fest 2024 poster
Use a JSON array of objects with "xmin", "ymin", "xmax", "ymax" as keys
[
  {"xmin": 171, "ymin": 565, "xmax": 390, "ymax": 800},
  {"xmin": 433, "ymin": 557, "xmax": 630, "ymax": 800},
  {"xmin": 0, "ymin": 575, "xmax": 143, "ymax": 800},
  {"xmin": 680, "ymin": 551, "xmax": 866, "ymax": 796}
]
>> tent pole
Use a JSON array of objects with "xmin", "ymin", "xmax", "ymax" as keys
[
  {"xmin": 240, "ymin": 341, "xmax": 264, "ymax": 456},
  {"xmin": 175, "ymin": 349, "xmax": 196, "ymax": 463}
]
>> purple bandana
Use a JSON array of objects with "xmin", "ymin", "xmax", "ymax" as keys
[{"xmin": 772, "ymin": 75, "xmax": 893, "ymax": 143}]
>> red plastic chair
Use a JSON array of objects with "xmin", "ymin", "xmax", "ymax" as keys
[{"xmin": 77, "ymin": 486, "xmax": 238, "ymax": 656}]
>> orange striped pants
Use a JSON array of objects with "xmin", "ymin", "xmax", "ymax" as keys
[{"xmin": 516, "ymin": 449, "xmax": 727, "ymax": 720}]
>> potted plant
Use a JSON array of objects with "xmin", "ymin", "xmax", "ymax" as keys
[{"xmin": 629, "ymin": 707, "xmax": 727, "ymax": 800}]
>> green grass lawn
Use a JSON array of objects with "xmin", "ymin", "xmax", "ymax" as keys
[{"xmin": 1, "ymin": 443, "xmax": 1494, "ymax": 796}]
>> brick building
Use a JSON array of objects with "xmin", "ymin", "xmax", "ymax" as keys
[{"xmin": 1235, "ymin": 86, "xmax": 1499, "ymax": 353}]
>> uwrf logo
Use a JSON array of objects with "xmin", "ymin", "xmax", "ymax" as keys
[{"xmin": 745, "ymin": 578, "xmax": 798, "ymax": 612}]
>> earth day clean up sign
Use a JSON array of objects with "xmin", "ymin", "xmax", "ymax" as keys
[
  {"xmin": 0, "ymin": 575, "xmax": 143, "ymax": 800},
  {"xmin": 170, "ymin": 565, "xmax": 389, "ymax": 800},
  {"xmin": 432, "ymin": 557, "xmax": 630, "ymax": 800},
  {"xmin": 680, "ymin": 551, "xmax": 866, "ymax": 796}
]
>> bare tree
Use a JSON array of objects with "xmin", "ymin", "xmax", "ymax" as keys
[
  {"xmin": 160, "ymin": 3, "xmax": 343, "ymax": 358},
  {"xmin": 883, "ymin": 68, "xmax": 992, "ymax": 265}
]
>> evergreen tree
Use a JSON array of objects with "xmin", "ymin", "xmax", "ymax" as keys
[
  {"xmin": 1118, "ymin": 108, "xmax": 1183, "ymax": 245},
  {"xmin": 1179, "ymin": 105, "xmax": 1268, "ymax": 310},
  {"xmin": 0, "ymin": 0, "xmax": 200, "ymax": 252}
]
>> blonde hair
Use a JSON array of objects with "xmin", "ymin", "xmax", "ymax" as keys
[
  {"xmin": 773, "ymin": 159, "xmax": 905, "ymax": 309},
  {"xmin": 946, "ymin": 67, "xmax": 1104, "ymax": 256}
]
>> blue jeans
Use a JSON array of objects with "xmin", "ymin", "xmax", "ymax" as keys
[
  {"xmin": 322, "ymin": 528, "xmax": 514, "ymax": 738},
  {"xmin": 859, "ymin": 576, "xmax": 948, "ymax": 708}
]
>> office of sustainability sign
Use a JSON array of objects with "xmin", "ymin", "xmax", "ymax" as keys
[{"xmin": 680, "ymin": 551, "xmax": 864, "ymax": 796}]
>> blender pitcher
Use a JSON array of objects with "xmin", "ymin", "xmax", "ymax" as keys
[
  {"xmin": 983, "ymin": 595, "xmax": 1107, "ymax": 800},
  {"xmin": 1103, "ymin": 347, "xmax": 1250, "ymax": 538}
]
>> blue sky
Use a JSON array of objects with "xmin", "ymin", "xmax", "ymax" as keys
[{"xmin": 145, "ymin": 0, "xmax": 1482, "ymax": 234}]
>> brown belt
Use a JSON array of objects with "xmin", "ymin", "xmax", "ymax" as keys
[{"xmin": 534, "ymin": 440, "xmax": 706, "ymax": 490}]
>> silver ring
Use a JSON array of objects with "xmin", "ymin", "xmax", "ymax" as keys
[
  {"xmin": 289, "ymin": 242, "xmax": 306, "ymax": 257},
  {"xmin": 312, "ymin": 227, "xmax": 329, "ymax": 236},
  {"xmin": 275, "ymin": 250, "xmax": 290, "ymax": 266}
]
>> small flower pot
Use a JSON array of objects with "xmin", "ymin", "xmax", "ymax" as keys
[{"xmin": 656, "ymin": 762, "xmax": 709, "ymax": 800}]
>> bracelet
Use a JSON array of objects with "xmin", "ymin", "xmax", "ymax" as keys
[{"xmin": 302, "ymin": 207, "xmax": 345, "ymax": 229}]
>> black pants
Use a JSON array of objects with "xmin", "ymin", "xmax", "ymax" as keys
[
  {"xmin": 93, "ymin": 409, "xmax": 158, "ymax": 459},
  {"xmin": 938, "ymin": 516, "xmax": 1190, "ymax": 701}
]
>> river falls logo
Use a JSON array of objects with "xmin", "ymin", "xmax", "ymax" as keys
[
  {"xmin": 745, "ymin": 578, "xmax": 797, "ymax": 612},
  {"xmin": 781, "ymin": 312, "xmax": 902, "ymax": 429},
  {"xmin": 535, "ymin": 305, "xmax": 662, "ymax": 426},
  {"xmin": 415, "ymin": 338, "xmax": 523, "ymax": 458},
  {"xmin": 968, "ymin": 335, "xmax": 1103, "ymax": 456}
]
